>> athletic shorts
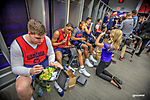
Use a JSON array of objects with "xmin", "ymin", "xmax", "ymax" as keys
[
  {"xmin": 54, "ymin": 47, "xmax": 71, "ymax": 56},
  {"xmin": 72, "ymin": 41, "xmax": 83, "ymax": 49}
]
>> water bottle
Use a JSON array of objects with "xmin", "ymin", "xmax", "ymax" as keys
[
  {"xmin": 46, "ymin": 84, "xmax": 51, "ymax": 92},
  {"xmin": 38, "ymin": 88, "xmax": 43, "ymax": 97}
]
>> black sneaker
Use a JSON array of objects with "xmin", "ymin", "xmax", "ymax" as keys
[
  {"xmin": 135, "ymin": 53, "xmax": 140, "ymax": 57},
  {"xmin": 113, "ymin": 79, "xmax": 121, "ymax": 89},
  {"xmin": 113, "ymin": 76, "xmax": 122, "ymax": 85}
]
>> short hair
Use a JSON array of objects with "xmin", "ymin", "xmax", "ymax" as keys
[
  {"xmin": 66, "ymin": 22, "xmax": 74, "ymax": 28},
  {"xmin": 28, "ymin": 19, "xmax": 46, "ymax": 36},
  {"xmin": 121, "ymin": 16, "xmax": 126, "ymax": 20},
  {"xmin": 132, "ymin": 10, "xmax": 137, "ymax": 15},
  {"xmin": 97, "ymin": 19, "xmax": 101, "ymax": 22},
  {"xmin": 126, "ymin": 13, "xmax": 132, "ymax": 17},
  {"xmin": 79, "ymin": 21, "xmax": 85, "ymax": 26},
  {"xmin": 86, "ymin": 17, "xmax": 92, "ymax": 21}
]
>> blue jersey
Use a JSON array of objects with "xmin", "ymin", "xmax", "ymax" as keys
[
  {"xmin": 83, "ymin": 25, "xmax": 93, "ymax": 40},
  {"xmin": 75, "ymin": 27, "xmax": 83, "ymax": 38}
]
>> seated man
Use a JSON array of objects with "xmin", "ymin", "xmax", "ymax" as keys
[
  {"xmin": 83, "ymin": 17, "xmax": 98, "ymax": 57},
  {"xmin": 52, "ymin": 22, "xmax": 90, "ymax": 77},
  {"xmin": 95, "ymin": 19, "xmax": 103, "ymax": 52},
  {"xmin": 10, "ymin": 19, "xmax": 63, "ymax": 100},
  {"xmin": 71, "ymin": 21, "xmax": 97, "ymax": 68}
]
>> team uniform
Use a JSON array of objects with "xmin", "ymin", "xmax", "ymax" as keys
[
  {"xmin": 94, "ymin": 23, "xmax": 103, "ymax": 43},
  {"xmin": 10, "ymin": 34, "xmax": 55, "ymax": 81},
  {"xmin": 53, "ymin": 29, "xmax": 71, "ymax": 56},
  {"xmin": 71, "ymin": 27, "xmax": 85, "ymax": 49},
  {"xmin": 83, "ymin": 25, "xmax": 94, "ymax": 41}
]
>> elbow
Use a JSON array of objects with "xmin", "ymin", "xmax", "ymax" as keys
[{"xmin": 95, "ymin": 42, "xmax": 98, "ymax": 46}]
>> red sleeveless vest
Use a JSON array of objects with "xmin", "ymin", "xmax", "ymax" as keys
[
  {"xmin": 16, "ymin": 36, "xmax": 48, "ymax": 65},
  {"xmin": 53, "ymin": 29, "xmax": 70, "ymax": 49},
  {"xmin": 95, "ymin": 23, "xmax": 101, "ymax": 33}
]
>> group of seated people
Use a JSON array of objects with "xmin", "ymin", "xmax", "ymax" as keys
[{"xmin": 10, "ymin": 9, "xmax": 150, "ymax": 99}]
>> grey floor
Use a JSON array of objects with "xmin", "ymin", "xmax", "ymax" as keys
[{"xmin": 0, "ymin": 49, "xmax": 150, "ymax": 100}]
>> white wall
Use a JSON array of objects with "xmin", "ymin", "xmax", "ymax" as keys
[{"xmin": 108, "ymin": 0, "xmax": 140, "ymax": 12}]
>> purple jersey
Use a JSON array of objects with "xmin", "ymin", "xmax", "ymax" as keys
[{"xmin": 101, "ymin": 43, "xmax": 114, "ymax": 62}]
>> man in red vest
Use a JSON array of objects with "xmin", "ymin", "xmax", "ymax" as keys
[
  {"xmin": 10, "ymin": 19, "xmax": 62, "ymax": 100},
  {"xmin": 52, "ymin": 22, "xmax": 90, "ymax": 77}
]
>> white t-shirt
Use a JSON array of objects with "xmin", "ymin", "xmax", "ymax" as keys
[{"xmin": 10, "ymin": 34, "xmax": 55, "ymax": 76}]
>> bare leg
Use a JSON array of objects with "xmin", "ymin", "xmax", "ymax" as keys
[
  {"xmin": 55, "ymin": 51, "xmax": 63, "ymax": 65},
  {"xmin": 86, "ymin": 42, "xmax": 93, "ymax": 55},
  {"xmin": 77, "ymin": 50, "xmax": 83, "ymax": 66},
  {"xmin": 16, "ymin": 76, "xmax": 32, "ymax": 100},
  {"xmin": 81, "ymin": 44, "xmax": 89, "ymax": 58}
]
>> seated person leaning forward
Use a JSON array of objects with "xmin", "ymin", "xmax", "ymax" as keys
[
  {"xmin": 52, "ymin": 22, "xmax": 90, "ymax": 77},
  {"xmin": 10, "ymin": 19, "xmax": 63, "ymax": 100},
  {"xmin": 71, "ymin": 21, "xmax": 97, "ymax": 68},
  {"xmin": 95, "ymin": 29, "xmax": 123, "ymax": 89}
]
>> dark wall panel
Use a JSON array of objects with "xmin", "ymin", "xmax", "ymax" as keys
[{"xmin": 0, "ymin": 0, "xmax": 28, "ymax": 47}]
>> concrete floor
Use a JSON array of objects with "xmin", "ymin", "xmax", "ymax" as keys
[{"xmin": 0, "ymin": 48, "xmax": 150, "ymax": 100}]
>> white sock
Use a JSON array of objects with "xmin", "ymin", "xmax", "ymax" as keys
[
  {"xmin": 85, "ymin": 58, "xmax": 89, "ymax": 61},
  {"xmin": 90, "ymin": 55, "xmax": 93, "ymax": 58},
  {"xmin": 80, "ymin": 65, "xmax": 84, "ymax": 69},
  {"xmin": 30, "ymin": 96, "xmax": 34, "ymax": 100}
]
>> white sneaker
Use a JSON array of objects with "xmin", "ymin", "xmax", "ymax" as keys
[
  {"xmin": 90, "ymin": 56, "xmax": 97, "ymax": 63},
  {"xmin": 85, "ymin": 59, "xmax": 93, "ymax": 68},
  {"xmin": 79, "ymin": 68, "xmax": 90, "ymax": 77},
  {"xmin": 30, "ymin": 96, "xmax": 34, "ymax": 100}
]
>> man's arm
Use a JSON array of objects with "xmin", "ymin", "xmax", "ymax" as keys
[
  {"xmin": 52, "ymin": 30, "xmax": 67, "ymax": 47},
  {"xmin": 85, "ymin": 24, "xmax": 92, "ymax": 35},
  {"xmin": 71, "ymin": 28, "xmax": 86, "ymax": 41},
  {"xmin": 10, "ymin": 40, "xmax": 31, "ymax": 76},
  {"xmin": 45, "ymin": 36, "xmax": 55, "ymax": 63}
]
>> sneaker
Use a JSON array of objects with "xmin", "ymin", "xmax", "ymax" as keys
[
  {"xmin": 119, "ymin": 57, "xmax": 123, "ymax": 61},
  {"xmin": 90, "ymin": 56, "xmax": 97, "ymax": 63},
  {"xmin": 85, "ymin": 59, "xmax": 93, "ymax": 68},
  {"xmin": 54, "ymin": 82, "xmax": 64, "ymax": 97},
  {"xmin": 79, "ymin": 68, "xmax": 90, "ymax": 77},
  {"xmin": 135, "ymin": 53, "xmax": 140, "ymax": 57}
]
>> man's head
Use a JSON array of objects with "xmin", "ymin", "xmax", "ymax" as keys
[
  {"xmin": 131, "ymin": 10, "xmax": 137, "ymax": 17},
  {"xmin": 86, "ymin": 17, "xmax": 92, "ymax": 25},
  {"xmin": 126, "ymin": 13, "xmax": 132, "ymax": 18},
  {"xmin": 120, "ymin": 16, "xmax": 126, "ymax": 22},
  {"xmin": 64, "ymin": 22, "xmax": 74, "ymax": 35},
  {"xmin": 28, "ymin": 19, "xmax": 47, "ymax": 45},
  {"xmin": 79, "ymin": 21, "xmax": 86, "ymax": 30},
  {"xmin": 106, "ymin": 12, "xmax": 109, "ymax": 16},
  {"xmin": 97, "ymin": 19, "xmax": 102, "ymax": 23}
]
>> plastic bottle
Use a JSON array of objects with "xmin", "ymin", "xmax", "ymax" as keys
[
  {"xmin": 38, "ymin": 88, "xmax": 43, "ymax": 97},
  {"xmin": 46, "ymin": 84, "xmax": 51, "ymax": 92}
]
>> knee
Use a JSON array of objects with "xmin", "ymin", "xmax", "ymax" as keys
[
  {"xmin": 78, "ymin": 50, "xmax": 82, "ymax": 56},
  {"xmin": 55, "ymin": 52, "xmax": 62, "ymax": 62},
  {"xmin": 16, "ymin": 83, "xmax": 32, "ymax": 96},
  {"xmin": 88, "ymin": 43, "xmax": 92, "ymax": 48}
]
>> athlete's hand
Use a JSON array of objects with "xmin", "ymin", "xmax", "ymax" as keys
[
  {"xmin": 49, "ymin": 62, "xmax": 63, "ymax": 69},
  {"xmin": 61, "ymin": 39, "xmax": 67, "ymax": 44},
  {"xmin": 81, "ymin": 38, "xmax": 86, "ymax": 41},
  {"xmin": 30, "ymin": 65, "xmax": 43, "ymax": 75}
]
